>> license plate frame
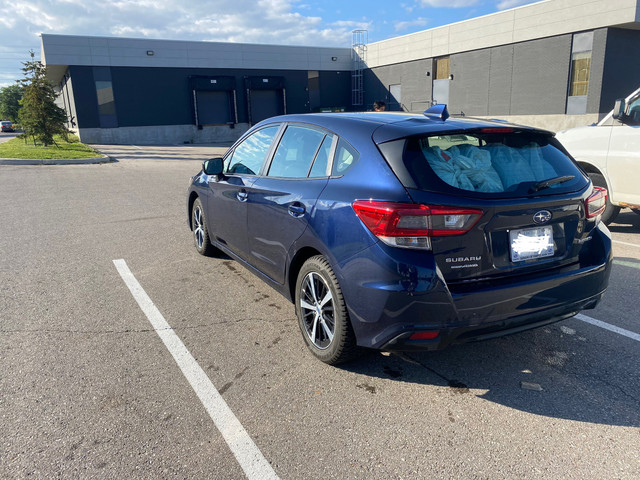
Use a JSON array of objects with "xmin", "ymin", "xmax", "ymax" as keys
[{"xmin": 509, "ymin": 225, "xmax": 555, "ymax": 262}]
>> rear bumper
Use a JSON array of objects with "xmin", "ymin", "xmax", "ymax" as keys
[
  {"xmin": 339, "ymin": 223, "xmax": 612, "ymax": 351},
  {"xmin": 381, "ymin": 291, "xmax": 602, "ymax": 351}
]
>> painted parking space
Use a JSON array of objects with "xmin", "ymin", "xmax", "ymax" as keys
[{"xmin": 2, "ymin": 149, "xmax": 638, "ymax": 479}]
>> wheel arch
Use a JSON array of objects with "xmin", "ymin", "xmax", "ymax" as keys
[
  {"xmin": 578, "ymin": 161, "xmax": 603, "ymax": 176},
  {"xmin": 287, "ymin": 246, "xmax": 323, "ymax": 302},
  {"xmin": 187, "ymin": 191, "xmax": 200, "ymax": 230}
]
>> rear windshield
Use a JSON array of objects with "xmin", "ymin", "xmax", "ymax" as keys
[{"xmin": 395, "ymin": 130, "xmax": 587, "ymax": 196}]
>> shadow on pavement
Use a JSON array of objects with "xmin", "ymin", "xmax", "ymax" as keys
[
  {"xmin": 608, "ymin": 209, "xmax": 640, "ymax": 234},
  {"xmin": 343, "ymin": 322, "xmax": 640, "ymax": 427},
  {"xmin": 91, "ymin": 143, "xmax": 232, "ymax": 163}
]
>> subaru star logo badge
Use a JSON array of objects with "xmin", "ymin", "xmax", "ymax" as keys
[{"xmin": 533, "ymin": 210, "xmax": 552, "ymax": 224}]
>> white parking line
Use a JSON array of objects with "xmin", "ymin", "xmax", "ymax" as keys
[
  {"xmin": 613, "ymin": 239, "xmax": 640, "ymax": 249},
  {"xmin": 575, "ymin": 313, "xmax": 640, "ymax": 342},
  {"xmin": 113, "ymin": 259, "xmax": 279, "ymax": 480}
]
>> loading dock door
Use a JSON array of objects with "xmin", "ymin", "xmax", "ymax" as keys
[
  {"xmin": 245, "ymin": 76, "xmax": 286, "ymax": 125},
  {"xmin": 248, "ymin": 89, "xmax": 284, "ymax": 124},
  {"xmin": 196, "ymin": 91, "xmax": 232, "ymax": 125},
  {"xmin": 189, "ymin": 76, "xmax": 237, "ymax": 126}
]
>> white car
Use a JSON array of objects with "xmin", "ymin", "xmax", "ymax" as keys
[{"xmin": 556, "ymin": 87, "xmax": 640, "ymax": 224}]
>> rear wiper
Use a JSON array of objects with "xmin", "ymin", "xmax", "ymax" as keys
[{"xmin": 529, "ymin": 175, "xmax": 575, "ymax": 193}]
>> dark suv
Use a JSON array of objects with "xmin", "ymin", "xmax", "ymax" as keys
[{"xmin": 187, "ymin": 107, "xmax": 612, "ymax": 364}]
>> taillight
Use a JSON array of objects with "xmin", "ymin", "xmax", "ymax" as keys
[
  {"xmin": 585, "ymin": 186, "xmax": 607, "ymax": 218},
  {"xmin": 352, "ymin": 200, "xmax": 482, "ymax": 250}
]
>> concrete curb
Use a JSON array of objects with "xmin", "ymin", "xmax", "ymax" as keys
[{"xmin": 0, "ymin": 156, "xmax": 113, "ymax": 166}]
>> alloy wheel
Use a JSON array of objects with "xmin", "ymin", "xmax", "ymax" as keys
[
  {"xmin": 299, "ymin": 272, "xmax": 335, "ymax": 349},
  {"xmin": 193, "ymin": 205, "xmax": 205, "ymax": 249}
]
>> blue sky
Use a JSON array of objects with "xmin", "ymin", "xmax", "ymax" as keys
[{"xmin": 0, "ymin": 0, "xmax": 539, "ymax": 88}]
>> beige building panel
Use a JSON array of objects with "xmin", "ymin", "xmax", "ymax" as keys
[
  {"xmin": 364, "ymin": 44, "xmax": 380, "ymax": 66},
  {"xmin": 515, "ymin": 6, "xmax": 634, "ymax": 31},
  {"xmin": 449, "ymin": 32, "xmax": 515, "ymax": 55},
  {"xmin": 430, "ymin": 27, "xmax": 450, "ymax": 48},
  {"xmin": 364, "ymin": 0, "xmax": 639, "ymax": 68},
  {"xmin": 514, "ymin": 9, "xmax": 638, "ymax": 42},
  {"xmin": 448, "ymin": 10, "xmax": 514, "ymax": 35}
]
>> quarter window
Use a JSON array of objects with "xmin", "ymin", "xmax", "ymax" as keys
[
  {"xmin": 226, "ymin": 126, "xmax": 279, "ymax": 175},
  {"xmin": 332, "ymin": 138, "xmax": 359, "ymax": 175}
]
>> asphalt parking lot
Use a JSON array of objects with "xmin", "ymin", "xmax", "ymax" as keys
[{"xmin": 1, "ymin": 144, "xmax": 638, "ymax": 479}]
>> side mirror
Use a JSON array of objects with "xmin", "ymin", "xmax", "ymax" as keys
[
  {"xmin": 612, "ymin": 98, "xmax": 626, "ymax": 120},
  {"xmin": 203, "ymin": 157, "xmax": 224, "ymax": 176}
]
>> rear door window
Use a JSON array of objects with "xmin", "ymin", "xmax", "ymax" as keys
[
  {"xmin": 401, "ymin": 130, "xmax": 587, "ymax": 195},
  {"xmin": 267, "ymin": 125, "xmax": 326, "ymax": 178},
  {"xmin": 309, "ymin": 134, "xmax": 334, "ymax": 177}
]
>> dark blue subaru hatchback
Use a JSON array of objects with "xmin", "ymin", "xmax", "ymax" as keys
[{"xmin": 187, "ymin": 107, "xmax": 612, "ymax": 364}]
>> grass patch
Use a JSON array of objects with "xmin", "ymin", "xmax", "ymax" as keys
[{"xmin": 0, "ymin": 134, "xmax": 105, "ymax": 160}]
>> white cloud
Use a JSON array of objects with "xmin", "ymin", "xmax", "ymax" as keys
[
  {"xmin": 496, "ymin": 0, "xmax": 538, "ymax": 9},
  {"xmin": 394, "ymin": 17, "xmax": 430, "ymax": 32},
  {"xmin": 1, "ymin": 0, "xmax": 362, "ymax": 48},
  {"xmin": 401, "ymin": 3, "xmax": 415, "ymax": 13},
  {"xmin": 0, "ymin": 0, "xmax": 371, "ymax": 86},
  {"xmin": 418, "ymin": 0, "xmax": 479, "ymax": 7}
]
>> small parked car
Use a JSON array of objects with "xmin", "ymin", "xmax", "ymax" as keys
[
  {"xmin": 556, "ymin": 87, "xmax": 640, "ymax": 224},
  {"xmin": 1, "ymin": 121, "xmax": 14, "ymax": 132},
  {"xmin": 187, "ymin": 106, "xmax": 612, "ymax": 364}
]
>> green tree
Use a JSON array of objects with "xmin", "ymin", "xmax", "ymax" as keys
[
  {"xmin": 18, "ymin": 51, "xmax": 69, "ymax": 146},
  {"xmin": 0, "ymin": 84, "xmax": 23, "ymax": 122}
]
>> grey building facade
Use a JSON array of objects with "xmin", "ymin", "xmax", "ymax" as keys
[
  {"xmin": 362, "ymin": 0, "xmax": 640, "ymax": 131},
  {"xmin": 41, "ymin": 0, "xmax": 640, "ymax": 144},
  {"xmin": 42, "ymin": 35, "xmax": 354, "ymax": 144},
  {"xmin": 364, "ymin": 27, "xmax": 640, "ymax": 131}
]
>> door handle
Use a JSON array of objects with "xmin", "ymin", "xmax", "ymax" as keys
[
  {"xmin": 237, "ymin": 190, "xmax": 248, "ymax": 202},
  {"xmin": 288, "ymin": 204, "xmax": 305, "ymax": 217}
]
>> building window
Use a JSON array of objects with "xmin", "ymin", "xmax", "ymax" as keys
[
  {"xmin": 93, "ymin": 67, "xmax": 118, "ymax": 128},
  {"xmin": 566, "ymin": 32, "xmax": 593, "ymax": 115},
  {"xmin": 435, "ymin": 57, "xmax": 450, "ymax": 80},
  {"xmin": 569, "ymin": 52, "xmax": 591, "ymax": 97},
  {"xmin": 96, "ymin": 81, "xmax": 116, "ymax": 115}
]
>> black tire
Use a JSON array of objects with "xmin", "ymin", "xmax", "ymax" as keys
[
  {"xmin": 191, "ymin": 197, "xmax": 217, "ymax": 256},
  {"xmin": 588, "ymin": 173, "xmax": 620, "ymax": 225},
  {"xmin": 632, "ymin": 208, "xmax": 640, "ymax": 216},
  {"xmin": 295, "ymin": 256, "xmax": 359, "ymax": 365}
]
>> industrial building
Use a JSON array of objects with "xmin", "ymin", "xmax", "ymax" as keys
[{"xmin": 41, "ymin": 0, "xmax": 640, "ymax": 145}]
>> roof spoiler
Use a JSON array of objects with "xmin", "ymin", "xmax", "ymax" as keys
[{"xmin": 423, "ymin": 104, "xmax": 449, "ymax": 121}]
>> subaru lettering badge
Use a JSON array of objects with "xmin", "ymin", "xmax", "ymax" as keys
[{"xmin": 533, "ymin": 210, "xmax": 552, "ymax": 224}]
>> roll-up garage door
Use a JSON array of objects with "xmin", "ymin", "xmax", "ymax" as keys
[
  {"xmin": 245, "ymin": 76, "xmax": 286, "ymax": 125},
  {"xmin": 196, "ymin": 91, "xmax": 232, "ymax": 125},
  {"xmin": 189, "ymin": 76, "xmax": 237, "ymax": 126}
]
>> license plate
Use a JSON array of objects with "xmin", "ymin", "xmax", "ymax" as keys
[{"xmin": 509, "ymin": 226, "xmax": 554, "ymax": 262}]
